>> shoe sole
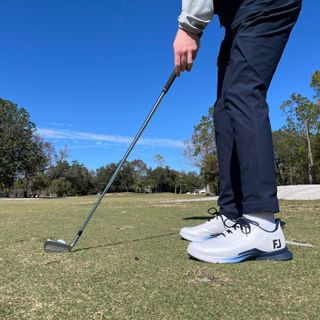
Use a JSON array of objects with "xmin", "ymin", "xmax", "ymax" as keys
[
  {"xmin": 179, "ymin": 230, "xmax": 213, "ymax": 242},
  {"xmin": 187, "ymin": 247, "xmax": 293, "ymax": 264}
]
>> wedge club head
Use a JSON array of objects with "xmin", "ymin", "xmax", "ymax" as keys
[{"xmin": 44, "ymin": 239, "xmax": 72, "ymax": 253}]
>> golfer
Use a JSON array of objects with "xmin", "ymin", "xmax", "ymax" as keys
[{"xmin": 175, "ymin": 0, "xmax": 302, "ymax": 263}]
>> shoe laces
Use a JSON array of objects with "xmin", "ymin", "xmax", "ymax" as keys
[
  {"xmin": 221, "ymin": 216, "xmax": 259, "ymax": 236},
  {"xmin": 207, "ymin": 208, "xmax": 286, "ymax": 235},
  {"xmin": 207, "ymin": 207, "xmax": 224, "ymax": 224},
  {"xmin": 208, "ymin": 207, "xmax": 219, "ymax": 217}
]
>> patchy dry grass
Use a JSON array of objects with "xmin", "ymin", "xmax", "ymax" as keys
[{"xmin": 0, "ymin": 194, "xmax": 319, "ymax": 319}]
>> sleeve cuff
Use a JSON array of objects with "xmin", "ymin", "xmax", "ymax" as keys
[{"xmin": 177, "ymin": 0, "xmax": 214, "ymax": 36}]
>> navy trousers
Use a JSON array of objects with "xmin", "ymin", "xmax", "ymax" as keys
[{"xmin": 213, "ymin": 0, "xmax": 302, "ymax": 219}]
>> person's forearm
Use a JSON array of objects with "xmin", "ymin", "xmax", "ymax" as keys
[
  {"xmin": 174, "ymin": 0, "xmax": 214, "ymax": 76},
  {"xmin": 178, "ymin": 0, "xmax": 214, "ymax": 36}
]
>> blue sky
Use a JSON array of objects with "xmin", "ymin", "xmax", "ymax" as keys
[{"xmin": 1, "ymin": 0, "xmax": 319, "ymax": 172}]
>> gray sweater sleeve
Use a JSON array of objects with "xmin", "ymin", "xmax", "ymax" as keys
[{"xmin": 178, "ymin": 0, "xmax": 214, "ymax": 36}]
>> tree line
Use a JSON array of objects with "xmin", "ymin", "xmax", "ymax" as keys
[
  {"xmin": 0, "ymin": 99, "xmax": 201, "ymax": 197},
  {"xmin": 1, "ymin": 71, "xmax": 319, "ymax": 197},
  {"xmin": 15, "ymin": 157, "xmax": 202, "ymax": 198}
]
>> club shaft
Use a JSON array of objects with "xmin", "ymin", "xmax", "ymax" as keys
[{"xmin": 70, "ymin": 70, "xmax": 177, "ymax": 248}]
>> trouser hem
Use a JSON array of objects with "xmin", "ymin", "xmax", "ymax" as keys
[
  {"xmin": 219, "ymin": 199, "xmax": 280, "ymax": 219},
  {"xmin": 243, "ymin": 200, "xmax": 280, "ymax": 214}
]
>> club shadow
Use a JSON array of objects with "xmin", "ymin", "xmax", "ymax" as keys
[{"xmin": 74, "ymin": 232, "xmax": 178, "ymax": 252}]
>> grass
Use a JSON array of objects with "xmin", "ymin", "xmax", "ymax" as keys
[{"xmin": 1, "ymin": 193, "xmax": 320, "ymax": 319}]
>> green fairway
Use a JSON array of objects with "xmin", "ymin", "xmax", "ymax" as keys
[{"xmin": 1, "ymin": 194, "xmax": 320, "ymax": 319}]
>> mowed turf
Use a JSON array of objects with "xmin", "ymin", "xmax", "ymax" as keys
[{"xmin": 1, "ymin": 194, "xmax": 320, "ymax": 320}]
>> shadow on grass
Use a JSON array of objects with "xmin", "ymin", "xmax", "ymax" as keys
[
  {"xmin": 74, "ymin": 232, "xmax": 178, "ymax": 252},
  {"xmin": 183, "ymin": 216, "xmax": 211, "ymax": 221}
]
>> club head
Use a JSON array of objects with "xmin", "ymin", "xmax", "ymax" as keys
[{"xmin": 44, "ymin": 239, "xmax": 72, "ymax": 253}]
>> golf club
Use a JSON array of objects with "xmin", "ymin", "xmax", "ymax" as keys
[{"xmin": 44, "ymin": 69, "xmax": 177, "ymax": 253}]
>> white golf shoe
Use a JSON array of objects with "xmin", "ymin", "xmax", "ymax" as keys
[
  {"xmin": 180, "ymin": 210, "xmax": 226, "ymax": 242},
  {"xmin": 187, "ymin": 218, "xmax": 293, "ymax": 263}
]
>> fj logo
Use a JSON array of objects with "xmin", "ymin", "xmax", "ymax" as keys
[{"xmin": 273, "ymin": 239, "xmax": 281, "ymax": 249}]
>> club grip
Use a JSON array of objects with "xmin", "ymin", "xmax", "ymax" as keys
[{"xmin": 163, "ymin": 70, "xmax": 177, "ymax": 93}]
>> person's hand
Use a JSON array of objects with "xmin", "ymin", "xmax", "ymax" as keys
[{"xmin": 173, "ymin": 28, "xmax": 200, "ymax": 77}]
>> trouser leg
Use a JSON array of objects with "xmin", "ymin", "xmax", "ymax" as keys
[
  {"xmin": 214, "ymin": 0, "xmax": 302, "ymax": 218},
  {"xmin": 214, "ymin": 29, "xmax": 244, "ymax": 219}
]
